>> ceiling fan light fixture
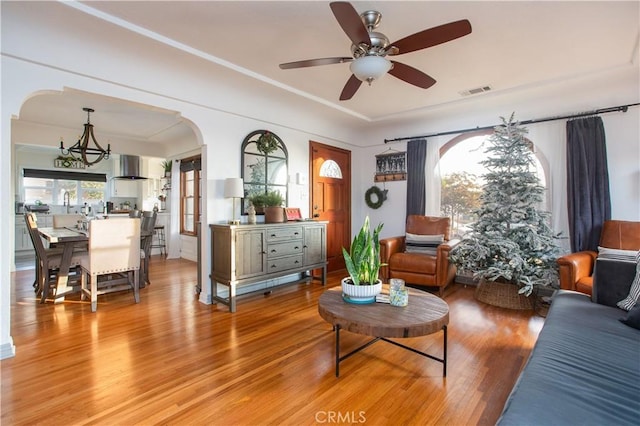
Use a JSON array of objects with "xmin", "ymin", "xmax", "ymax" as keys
[{"xmin": 350, "ymin": 55, "xmax": 391, "ymax": 84}]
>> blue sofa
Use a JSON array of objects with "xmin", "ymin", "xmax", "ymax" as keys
[{"xmin": 498, "ymin": 259, "xmax": 640, "ymax": 425}]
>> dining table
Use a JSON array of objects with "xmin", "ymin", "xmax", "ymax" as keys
[{"xmin": 38, "ymin": 226, "xmax": 88, "ymax": 303}]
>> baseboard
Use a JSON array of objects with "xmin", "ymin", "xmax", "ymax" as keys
[{"xmin": 0, "ymin": 339, "xmax": 16, "ymax": 360}]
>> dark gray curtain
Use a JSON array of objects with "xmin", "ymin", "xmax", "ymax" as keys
[
  {"xmin": 566, "ymin": 116, "xmax": 611, "ymax": 252},
  {"xmin": 406, "ymin": 139, "xmax": 427, "ymax": 217}
]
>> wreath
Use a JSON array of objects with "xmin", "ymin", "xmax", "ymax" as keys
[
  {"xmin": 365, "ymin": 186, "xmax": 387, "ymax": 209},
  {"xmin": 256, "ymin": 131, "xmax": 279, "ymax": 155}
]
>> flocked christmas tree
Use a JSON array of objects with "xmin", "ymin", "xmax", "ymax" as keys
[{"xmin": 450, "ymin": 114, "xmax": 561, "ymax": 296}]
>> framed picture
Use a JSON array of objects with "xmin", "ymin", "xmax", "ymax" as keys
[
  {"xmin": 375, "ymin": 151, "xmax": 407, "ymax": 182},
  {"xmin": 285, "ymin": 207, "xmax": 302, "ymax": 221}
]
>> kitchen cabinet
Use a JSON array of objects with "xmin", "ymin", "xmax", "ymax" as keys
[
  {"xmin": 15, "ymin": 214, "xmax": 52, "ymax": 252},
  {"xmin": 112, "ymin": 179, "xmax": 139, "ymax": 197},
  {"xmin": 15, "ymin": 221, "xmax": 32, "ymax": 251},
  {"xmin": 210, "ymin": 221, "xmax": 327, "ymax": 312}
]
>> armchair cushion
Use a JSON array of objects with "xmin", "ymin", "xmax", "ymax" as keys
[
  {"xmin": 405, "ymin": 233, "xmax": 444, "ymax": 255},
  {"xmin": 598, "ymin": 247, "xmax": 638, "ymax": 263}
]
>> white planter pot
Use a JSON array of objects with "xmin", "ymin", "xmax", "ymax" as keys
[{"xmin": 341, "ymin": 278, "xmax": 383, "ymax": 304}]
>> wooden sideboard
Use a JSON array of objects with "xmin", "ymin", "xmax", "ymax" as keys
[{"xmin": 210, "ymin": 221, "xmax": 327, "ymax": 312}]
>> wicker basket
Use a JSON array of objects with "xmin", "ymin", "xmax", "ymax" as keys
[{"xmin": 474, "ymin": 279, "xmax": 533, "ymax": 310}]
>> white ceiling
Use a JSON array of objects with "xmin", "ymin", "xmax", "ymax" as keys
[{"xmin": 14, "ymin": 1, "xmax": 640, "ymax": 146}]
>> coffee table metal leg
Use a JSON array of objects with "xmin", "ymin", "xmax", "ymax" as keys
[
  {"xmin": 443, "ymin": 325, "xmax": 447, "ymax": 377},
  {"xmin": 334, "ymin": 325, "xmax": 448, "ymax": 378}
]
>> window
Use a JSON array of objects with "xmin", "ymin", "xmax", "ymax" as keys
[
  {"xmin": 439, "ymin": 133, "xmax": 547, "ymax": 238},
  {"xmin": 319, "ymin": 159, "xmax": 343, "ymax": 178},
  {"xmin": 180, "ymin": 156, "xmax": 201, "ymax": 235},
  {"xmin": 22, "ymin": 169, "xmax": 107, "ymax": 207}
]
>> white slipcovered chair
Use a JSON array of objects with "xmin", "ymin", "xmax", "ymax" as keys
[{"xmin": 79, "ymin": 218, "xmax": 141, "ymax": 312}]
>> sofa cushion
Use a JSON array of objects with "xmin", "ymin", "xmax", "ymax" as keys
[
  {"xmin": 405, "ymin": 233, "xmax": 443, "ymax": 255},
  {"xmin": 617, "ymin": 254, "xmax": 640, "ymax": 310},
  {"xmin": 620, "ymin": 303, "xmax": 640, "ymax": 330},
  {"xmin": 593, "ymin": 259, "xmax": 637, "ymax": 308},
  {"xmin": 498, "ymin": 290, "xmax": 640, "ymax": 425}
]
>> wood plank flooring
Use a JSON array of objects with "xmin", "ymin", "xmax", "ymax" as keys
[{"xmin": 2, "ymin": 257, "xmax": 544, "ymax": 425}]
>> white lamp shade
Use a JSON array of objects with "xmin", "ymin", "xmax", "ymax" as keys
[
  {"xmin": 224, "ymin": 178, "xmax": 244, "ymax": 198},
  {"xmin": 350, "ymin": 56, "xmax": 392, "ymax": 82}
]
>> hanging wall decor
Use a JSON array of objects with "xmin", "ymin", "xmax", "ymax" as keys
[{"xmin": 374, "ymin": 150, "xmax": 406, "ymax": 182}]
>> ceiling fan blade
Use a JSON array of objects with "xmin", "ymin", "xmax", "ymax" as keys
[
  {"xmin": 390, "ymin": 20, "xmax": 472, "ymax": 55},
  {"xmin": 279, "ymin": 57, "xmax": 353, "ymax": 69},
  {"xmin": 388, "ymin": 61, "xmax": 436, "ymax": 89},
  {"xmin": 330, "ymin": 2, "xmax": 370, "ymax": 46},
  {"xmin": 339, "ymin": 74, "xmax": 362, "ymax": 101}
]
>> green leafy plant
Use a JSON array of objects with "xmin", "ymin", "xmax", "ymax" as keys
[
  {"xmin": 248, "ymin": 191, "xmax": 284, "ymax": 208},
  {"xmin": 342, "ymin": 216, "xmax": 384, "ymax": 285},
  {"xmin": 161, "ymin": 159, "xmax": 172, "ymax": 174}
]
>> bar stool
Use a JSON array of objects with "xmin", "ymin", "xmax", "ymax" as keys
[{"xmin": 152, "ymin": 225, "xmax": 167, "ymax": 257}]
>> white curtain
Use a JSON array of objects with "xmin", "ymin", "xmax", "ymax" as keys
[
  {"xmin": 167, "ymin": 161, "xmax": 181, "ymax": 259},
  {"xmin": 424, "ymin": 139, "xmax": 441, "ymax": 216}
]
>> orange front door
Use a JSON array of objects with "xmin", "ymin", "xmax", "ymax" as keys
[{"xmin": 310, "ymin": 141, "xmax": 351, "ymax": 273}]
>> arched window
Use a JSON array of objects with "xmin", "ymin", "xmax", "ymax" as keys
[
  {"xmin": 439, "ymin": 131, "xmax": 549, "ymax": 238},
  {"xmin": 319, "ymin": 159, "xmax": 343, "ymax": 179}
]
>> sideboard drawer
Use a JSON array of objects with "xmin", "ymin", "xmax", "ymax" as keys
[
  {"xmin": 266, "ymin": 226, "xmax": 303, "ymax": 242},
  {"xmin": 267, "ymin": 241, "xmax": 303, "ymax": 259},
  {"xmin": 267, "ymin": 255, "xmax": 303, "ymax": 272}
]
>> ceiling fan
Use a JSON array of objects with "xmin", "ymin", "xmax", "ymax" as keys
[{"xmin": 279, "ymin": 1, "xmax": 472, "ymax": 101}]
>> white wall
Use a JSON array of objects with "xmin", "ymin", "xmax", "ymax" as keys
[{"xmin": 1, "ymin": 2, "xmax": 638, "ymax": 359}]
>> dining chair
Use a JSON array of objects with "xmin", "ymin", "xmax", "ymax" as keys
[
  {"xmin": 79, "ymin": 218, "xmax": 141, "ymax": 312},
  {"xmin": 24, "ymin": 213, "xmax": 84, "ymax": 302},
  {"xmin": 140, "ymin": 211, "xmax": 158, "ymax": 287}
]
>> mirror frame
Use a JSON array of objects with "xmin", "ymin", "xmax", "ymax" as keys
[{"xmin": 241, "ymin": 130, "xmax": 288, "ymax": 214}]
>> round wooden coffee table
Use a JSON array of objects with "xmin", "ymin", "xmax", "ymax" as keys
[{"xmin": 318, "ymin": 286, "xmax": 449, "ymax": 377}]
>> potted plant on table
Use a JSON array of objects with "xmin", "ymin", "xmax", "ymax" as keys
[
  {"xmin": 248, "ymin": 191, "xmax": 285, "ymax": 223},
  {"xmin": 341, "ymin": 216, "xmax": 384, "ymax": 304}
]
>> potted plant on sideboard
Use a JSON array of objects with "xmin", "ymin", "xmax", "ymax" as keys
[
  {"xmin": 341, "ymin": 216, "xmax": 384, "ymax": 304},
  {"xmin": 248, "ymin": 191, "xmax": 285, "ymax": 223}
]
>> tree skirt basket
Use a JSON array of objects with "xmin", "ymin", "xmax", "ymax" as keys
[{"xmin": 475, "ymin": 280, "xmax": 533, "ymax": 310}]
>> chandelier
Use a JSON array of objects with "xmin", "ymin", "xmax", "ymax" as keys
[{"xmin": 59, "ymin": 107, "xmax": 111, "ymax": 167}]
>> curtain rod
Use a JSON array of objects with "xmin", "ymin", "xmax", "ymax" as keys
[{"xmin": 383, "ymin": 102, "xmax": 640, "ymax": 144}]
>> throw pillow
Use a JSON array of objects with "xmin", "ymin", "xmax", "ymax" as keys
[
  {"xmin": 619, "ymin": 303, "xmax": 640, "ymax": 330},
  {"xmin": 617, "ymin": 251, "xmax": 640, "ymax": 311},
  {"xmin": 598, "ymin": 246, "xmax": 638, "ymax": 263},
  {"xmin": 405, "ymin": 233, "xmax": 444, "ymax": 255}
]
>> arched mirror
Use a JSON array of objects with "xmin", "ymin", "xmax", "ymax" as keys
[{"xmin": 241, "ymin": 130, "xmax": 288, "ymax": 213}]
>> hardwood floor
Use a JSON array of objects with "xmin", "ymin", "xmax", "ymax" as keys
[{"xmin": 2, "ymin": 257, "xmax": 544, "ymax": 425}]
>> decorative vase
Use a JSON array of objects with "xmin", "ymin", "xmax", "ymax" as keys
[
  {"xmin": 341, "ymin": 278, "xmax": 383, "ymax": 304},
  {"xmin": 264, "ymin": 206, "xmax": 285, "ymax": 223}
]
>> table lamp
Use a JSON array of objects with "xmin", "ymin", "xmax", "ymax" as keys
[{"xmin": 224, "ymin": 177, "xmax": 244, "ymax": 225}]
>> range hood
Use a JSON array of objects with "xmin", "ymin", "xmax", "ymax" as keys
[{"xmin": 115, "ymin": 155, "xmax": 147, "ymax": 180}]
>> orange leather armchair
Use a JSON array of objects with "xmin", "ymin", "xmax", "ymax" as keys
[
  {"xmin": 380, "ymin": 215, "xmax": 460, "ymax": 296},
  {"xmin": 557, "ymin": 220, "xmax": 640, "ymax": 296}
]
